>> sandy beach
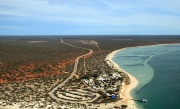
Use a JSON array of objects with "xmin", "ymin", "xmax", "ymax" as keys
[
  {"xmin": 105, "ymin": 43, "xmax": 180, "ymax": 109},
  {"xmin": 105, "ymin": 48, "xmax": 139, "ymax": 109}
]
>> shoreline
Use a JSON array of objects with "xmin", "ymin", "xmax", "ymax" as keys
[
  {"xmin": 105, "ymin": 43, "xmax": 180, "ymax": 109},
  {"xmin": 106, "ymin": 48, "xmax": 139, "ymax": 109}
]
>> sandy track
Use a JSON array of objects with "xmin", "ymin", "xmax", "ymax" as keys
[{"xmin": 49, "ymin": 38, "xmax": 94, "ymax": 103}]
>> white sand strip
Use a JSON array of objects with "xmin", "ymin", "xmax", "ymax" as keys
[{"xmin": 106, "ymin": 48, "xmax": 139, "ymax": 109}]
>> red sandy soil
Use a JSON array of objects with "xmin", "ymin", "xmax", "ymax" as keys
[
  {"xmin": 0, "ymin": 57, "xmax": 77, "ymax": 84},
  {"xmin": 0, "ymin": 49, "xmax": 100, "ymax": 84}
]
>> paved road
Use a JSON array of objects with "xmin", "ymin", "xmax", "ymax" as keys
[{"xmin": 49, "ymin": 38, "xmax": 93, "ymax": 102}]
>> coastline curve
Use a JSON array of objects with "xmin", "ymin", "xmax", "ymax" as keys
[
  {"xmin": 106, "ymin": 48, "xmax": 139, "ymax": 109},
  {"xmin": 106, "ymin": 43, "xmax": 180, "ymax": 109}
]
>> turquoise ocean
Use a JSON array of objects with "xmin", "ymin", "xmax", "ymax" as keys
[{"xmin": 112, "ymin": 44, "xmax": 180, "ymax": 109}]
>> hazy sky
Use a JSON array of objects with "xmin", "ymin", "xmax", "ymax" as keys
[{"xmin": 0, "ymin": 0, "xmax": 180, "ymax": 35}]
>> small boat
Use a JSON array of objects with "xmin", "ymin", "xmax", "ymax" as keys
[{"xmin": 141, "ymin": 99, "xmax": 147, "ymax": 102}]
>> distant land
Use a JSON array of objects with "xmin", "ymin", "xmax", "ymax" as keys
[{"xmin": 1, "ymin": 35, "xmax": 180, "ymax": 37}]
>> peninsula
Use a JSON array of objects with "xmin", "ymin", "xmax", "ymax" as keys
[{"xmin": 0, "ymin": 36, "xmax": 180, "ymax": 109}]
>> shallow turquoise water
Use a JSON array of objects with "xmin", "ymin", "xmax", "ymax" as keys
[{"xmin": 113, "ymin": 44, "xmax": 180, "ymax": 109}]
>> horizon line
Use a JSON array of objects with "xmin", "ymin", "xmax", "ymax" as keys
[{"xmin": 1, "ymin": 35, "xmax": 180, "ymax": 37}]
